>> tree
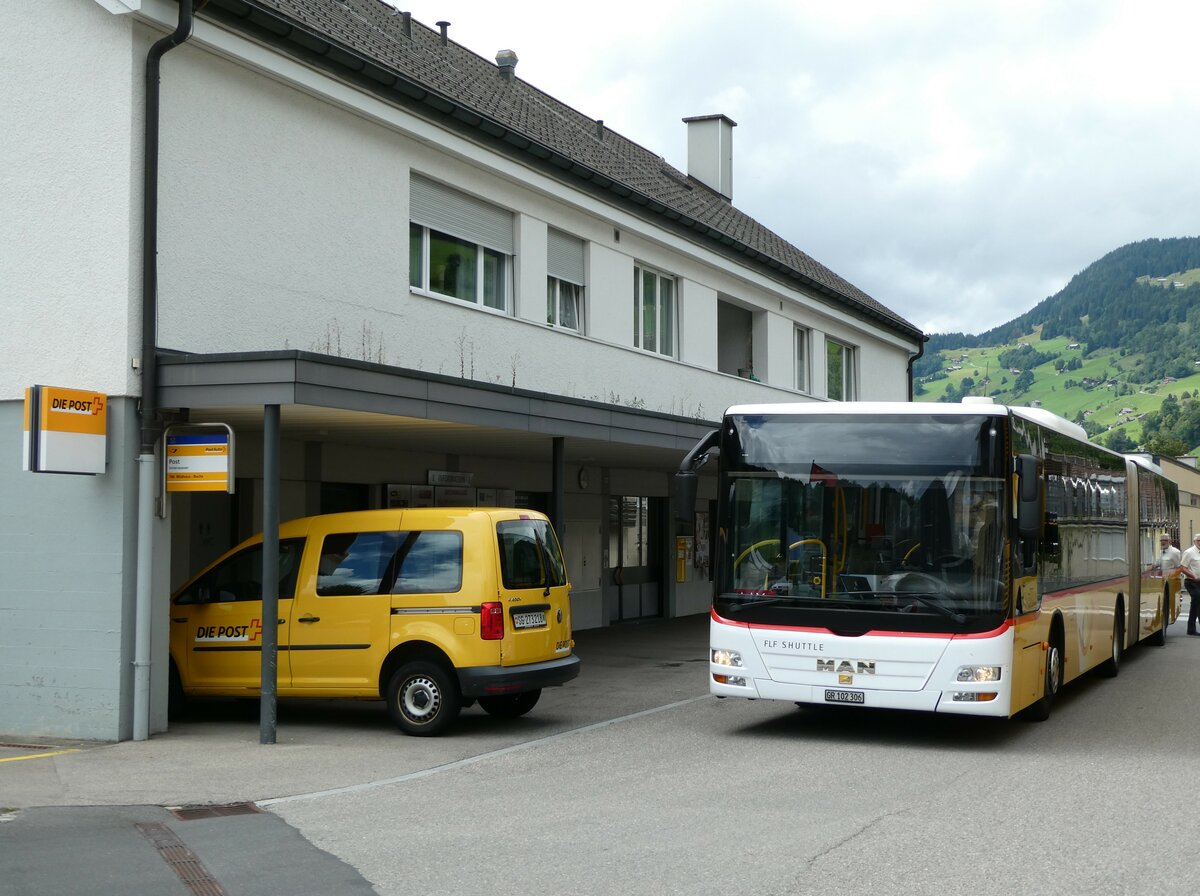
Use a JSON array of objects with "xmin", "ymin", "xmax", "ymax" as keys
[
  {"xmin": 1105, "ymin": 430, "xmax": 1137, "ymax": 452},
  {"xmin": 1144, "ymin": 434, "xmax": 1190, "ymax": 457}
]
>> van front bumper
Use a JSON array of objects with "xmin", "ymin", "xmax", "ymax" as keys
[{"xmin": 458, "ymin": 654, "xmax": 581, "ymax": 697}]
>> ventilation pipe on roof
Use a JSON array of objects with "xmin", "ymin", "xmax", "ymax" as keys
[
  {"xmin": 400, "ymin": 10, "xmax": 412, "ymax": 38},
  {"xmin": 496, "ymin": 49, "xmax": 518, "ymax": 79},
  {"xmin": 437, "ymin": 20, "xmax": 450, "ymax": 44},
  {"xmin": 137, "ymin": 0, "xmax": 194, "ymax": 743},
  {"xmin": 596, "ymin": 119, "xmax": 605, "ymax": 142},
  {"xmin": 683, "ymin": 113, "xmax": 736, "ymax": 200}
]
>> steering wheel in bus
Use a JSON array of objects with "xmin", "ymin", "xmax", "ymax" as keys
[
  {"xmin": 897, "ymin": 540, "xmax": 923, "ymax": 569},
  {"xmin": 733, "ymin": 538, "xmax": 826, "ymax": 570}
]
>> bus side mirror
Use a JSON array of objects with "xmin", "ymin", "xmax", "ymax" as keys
[
  {"xmin": 675, "ymin": 429, "xmax": 719, "ymax": 522},
  {"xmin": 1017, "ymin": 454, "xmax": 1040, "ymax": 540},
  {"xmin": 674, "ymin": 472, "xmax": 698, "ymax": 523}
]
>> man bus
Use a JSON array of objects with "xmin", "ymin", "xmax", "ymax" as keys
[{"xmin": 675, "ymin": 398, "xmax": 1178, "ymax": 721}]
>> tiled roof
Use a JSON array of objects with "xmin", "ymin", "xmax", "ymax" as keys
[{"xmin": 199, "ymin": 0, "xmax": 922, "ymax": 339}]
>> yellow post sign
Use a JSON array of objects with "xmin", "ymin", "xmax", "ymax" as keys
[
  {"xmin": 166, "ymin": 433, "xmax": 232, "ymax": 492},
  {"xmin": 23, "ymin": 385, "xmax": 108, "ymax": 474}
]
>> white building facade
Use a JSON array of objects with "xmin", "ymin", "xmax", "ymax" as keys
[{"xmin": 0, "ymin": 0, "xmax": 925, "ymax": 740}]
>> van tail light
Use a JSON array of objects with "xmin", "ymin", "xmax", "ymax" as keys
[{"xmin": 481, "ymin": 602, "xmax": 504, "ymax": 640}]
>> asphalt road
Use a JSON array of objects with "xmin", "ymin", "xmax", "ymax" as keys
[
  {"xmin": 269, "ymin": 623, "xmax": 1200, "ymax": 896},
  {"xmin": 5, "ymin": 613, "xmax": 1200, "ymax": 895}
]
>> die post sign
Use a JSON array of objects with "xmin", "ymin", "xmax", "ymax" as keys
[{"xmin": 23, "ymin": 386, "xmax": 108, "ymax": 475}]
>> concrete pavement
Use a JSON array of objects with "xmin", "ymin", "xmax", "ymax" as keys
[{"xmin": 0, "ymin": 613, "xmax": 711, "ymax": 895}]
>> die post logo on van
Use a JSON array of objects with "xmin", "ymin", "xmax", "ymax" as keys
[{"xmin": 195, "ymin": 618, "xmax": 263, "ymax": 644}]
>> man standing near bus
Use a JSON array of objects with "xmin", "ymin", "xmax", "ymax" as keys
[{"xmin": 1178, "ymin": 534, "xmax": 1200, "ymax": 636}]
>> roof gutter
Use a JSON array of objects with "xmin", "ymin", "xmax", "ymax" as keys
[{"xmin": 141, "ymin": 0, "xmax": 194, "ymax": 451}]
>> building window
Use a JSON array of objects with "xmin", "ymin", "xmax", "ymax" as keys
[
  {"xmin": 547, "ymin": 279, "xmax": 582, "ymax": 330},
  {"xmin": 409, "ymin": 175, "xmax": 513, "ymax": 312},
  {"xmin": 634, "ymin": 264, "xmax": 676, "ymax": 356},
  {"xmin": 826, "ymin": 337, "xmax": 857, "ymax": 400},
  {"xmin": 795, "ymin": 327, "xmax": 809, "ymax": 392},
  {"xmin": 547, "ymin": 229, "xmax": 585, "ymax": 332}
]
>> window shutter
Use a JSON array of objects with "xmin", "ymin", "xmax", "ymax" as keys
[
  {"xmin": 410, "ymin": 175, "xmax": 514, "ymax": 254},
  {"xmin": 547, "ymin": 229, "xmax": 585, "ymax": 285}
]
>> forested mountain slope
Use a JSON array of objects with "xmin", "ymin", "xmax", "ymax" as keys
[{"xmin": 915, "ymin": 237, "xmax": 1200, "ymax": 454}]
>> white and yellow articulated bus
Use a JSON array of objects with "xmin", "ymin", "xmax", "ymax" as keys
[{"xmin": 676, "ymin": 398, "xmax": 1179, "ymax": 721}]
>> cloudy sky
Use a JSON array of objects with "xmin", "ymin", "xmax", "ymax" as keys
[{"xmin": 398, "ymin": 0, "xmax": 1200, "ymax": 336}]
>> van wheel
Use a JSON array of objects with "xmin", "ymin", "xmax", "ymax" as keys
[
  {"xmin": 386, "ymin": 661, "xmax": 461, "ymax": 737},
  {"xmin": 168, "ymin": 661, "xmax": 186, "ymax": 721},
  {"xmin": 479, "ymin": 690, "xmax": 541, "ymax": 718}
]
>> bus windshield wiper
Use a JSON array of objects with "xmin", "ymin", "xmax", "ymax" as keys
[{"xmin": 877, "ymin": 591, "xmax": 967, "ymax": 624}]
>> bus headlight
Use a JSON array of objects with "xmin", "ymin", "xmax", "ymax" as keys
[
  {"xmin": 711, "ymin": 648, "xmax": 743, "ymax": 668},
  {"xmin": 956, "ymin": 665, "xmax": 1002, "ymax": 683}
]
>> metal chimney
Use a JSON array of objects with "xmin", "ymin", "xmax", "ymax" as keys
[
  {"xmin": 437, "ymin": 21, "xmax": 450, "ymax": 45},
  {"xmin": 496, "ymin": 49, "xmax": 518, "ymax": 79},
  {"xmin": 683, "ymin": 114, "xmax": 737, "ymax": 200}
]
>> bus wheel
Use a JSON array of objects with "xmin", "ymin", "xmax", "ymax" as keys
[
  {"xmin": 386, "ymin": 661, "xmax": 461, "ymax": 737},
  {"xmin": 1150, "ymin": 589, "xmax": 1169, "ymax": 647},
  {"xmin": 1099, "ymin": 611, "xmax": 1123, "ymax": 678},
  {"xmin": 1027, "ymin": 640, "xmax": 1062, "ymax": 722}
]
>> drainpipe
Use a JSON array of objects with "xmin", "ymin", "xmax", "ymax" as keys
[
  {"xmin": 134, "ymin": 0, "xmax": 194, "ymax": 742},
  {"xmin": 907, "ymin": 335, "xmax": 928, "ymax": 402}
]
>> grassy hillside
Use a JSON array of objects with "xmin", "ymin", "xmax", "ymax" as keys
[{"xmin": 915, "ymin": 324, "xmax": 1200, "ymax": 450}]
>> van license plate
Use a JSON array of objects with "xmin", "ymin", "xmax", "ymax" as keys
[
  {"xmin": 824, "ymin": 689, "xmax": 864, "ymax": 704},
  {"xmin": 513, "ymin": 611, "xmax": 547, "ymax": 629}
]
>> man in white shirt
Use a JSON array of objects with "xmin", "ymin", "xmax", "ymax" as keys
[
  {"xmin": 1178, "ymin": 534, "xmax": 1200, "ymax": 635},
  {"xmin": 1157, "ymin": 535, "xmax": 1182, "ymax": 577}
]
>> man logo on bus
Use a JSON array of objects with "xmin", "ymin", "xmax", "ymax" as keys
[
  {"xmin": 195, "ymin": 618, "xmax": 263, "ymax": 643},
  {"xmin": 818, "ymin": 659, "xmax": 876, "ymax": 675}
]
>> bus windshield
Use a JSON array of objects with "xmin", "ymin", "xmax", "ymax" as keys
[{"xmin": 716, "ymin": 413, "xmax": 1009, "ymax": 633}]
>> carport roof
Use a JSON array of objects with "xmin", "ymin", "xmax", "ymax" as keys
[{"xmin": 158, "ymin": 350, "xmax": 717, "ymax": 470}]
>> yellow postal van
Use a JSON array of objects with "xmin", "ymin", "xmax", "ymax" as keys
[{"xmin": 169, "ymin": 508, "xmax": 579, "ymax": 735}]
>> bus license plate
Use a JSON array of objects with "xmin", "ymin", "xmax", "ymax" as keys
[
  {"xmin": 513, "ymin": 611, "xmax": 546, "ymax": 629},
  {"xmin": 824, "ymin": 689, "xmax": 864, "ymax": 705}
]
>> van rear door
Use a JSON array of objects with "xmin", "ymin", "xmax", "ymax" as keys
[{"xmin": 495, "ymin": 516, "xmax": 574, "ymax": 667}]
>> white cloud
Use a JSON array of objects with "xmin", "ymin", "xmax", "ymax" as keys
[{"xmin": 394, "ymin": 0, "xmax": 1200, "ymax": 335}]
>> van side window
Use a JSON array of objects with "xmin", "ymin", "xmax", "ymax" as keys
[
  {"xmin": 392, "ymin": 531, "xmax": 463, "ymax": 594},
  {"xmin": 317, "ymin": 532, "xmax": 401, "ymax": 596},
  {"xmin": 317, "ymin": 531, "xmax": 464, "ymax": 596},
  {"xmin": 175, "ymin": 538, "xmax": 305, "ymax": 605},
  {"xmin": 497, "ymin": 519, "xmax": 567, "ymax": 589}
]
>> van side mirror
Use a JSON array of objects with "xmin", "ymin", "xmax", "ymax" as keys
[{"xmin": 1017, "ymin": 454, "xmax": 1040, "ymax": 540}]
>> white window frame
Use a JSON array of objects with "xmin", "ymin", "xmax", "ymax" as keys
[
  {"xmin": 633, "ymin": 263, "xmax": 677, "ymax": 357},
  {"xmin": 547, "ymin": 278, "xmax": 583, "ymax": 331},
  {"xmin": 825, "ymin": 337, "xmax": 858, "ymax": 401},
  {"xmin": 547, "ymin": 229, "xmax": 585, "ymax": 332},
  {"xmin": 409, "ymin": 176, "xmax": 514, "ymax": 314},
  {"xmin": 794, "ymin": 326, "xmax": 810, "ymax": 392}
]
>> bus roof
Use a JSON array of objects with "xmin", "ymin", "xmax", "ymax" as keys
[{"xmin": 723, "ymin": 399, "xmax": 1091, "ymax": 444}]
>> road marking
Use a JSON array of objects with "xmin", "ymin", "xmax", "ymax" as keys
[
  {"xmin": 258, "ymin": 694, "xmax": 711, "ymax": 807},
  {"xmin": 0, "ymin": 749, "xmax": 80, "ymax": 764}
]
